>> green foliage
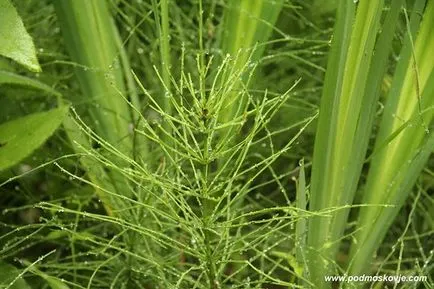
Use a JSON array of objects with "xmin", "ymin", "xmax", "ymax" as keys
[
  {"xmin": 53, "ymin": 0, "xmax": 134, "ymax": 155},
  {"xmin": 0, "ymin": 261, "xmax": 31, "ymax": 289},
  {"xmin": 0, "ymin": 0, "xmax": 65, "ymax": 174},
  {"xmin": 0, "ymin": 0, "xmax": 433, "ymax": 288},
  {"xmin": 0, "ymin": 71, "xmax": 61, "ymax": 97},
  {"xmin": 0, "ymin": 0, "xmax": 41, "ymax": 72},
  {"xmin": 0, "ymin": 106, "xmax": 69, "ymax": 171},
  {"xmin": 218, "ymin": 0, "xmax": 284, "ymax": 136},
  {"xmin": 349, "ymin": 0, "xmax": 434, "ymax": 277},
  {"xmin": 307, "ymin": 0, "xmax": 434, "ymax": 287}
]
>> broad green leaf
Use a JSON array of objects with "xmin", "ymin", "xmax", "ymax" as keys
[
  {"xmin": 0, "ymin": 58, "xmax": 15, "ymax": 71},
  {"xmin": 0, "ymin": 0, "xmax": 41, "ymax": 72},
  {"xmin": 0, "ymin": 261, "xmax": 31, "ymax": 289},
  {"xmin": 0, "ymin": 106, "xmax": 69, "ymax": 171},
  {"xmin": 0, "ymin": 70, "xmax": 61, "ymax": 97}
]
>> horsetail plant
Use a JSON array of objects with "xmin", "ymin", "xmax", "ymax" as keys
[{"xmin": 52, "ymin": 52, "xmax": 315, "ymax": 288}]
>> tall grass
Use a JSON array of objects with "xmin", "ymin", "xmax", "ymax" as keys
[
  {"xmin": 306, "ymin": 0, "xmax": 385, "ymax": 284},
  {"xmin": 348, "ymin": 0, "xmax": 434, "ymax": 278},
  {"xmin": 54, "ymin": 0, "xmax": 142, "ymax": 211},
  {"xmin": 54, "ymin": 0, "xmax": 134, "ymax": 152},
  {"xmin": 307, "ymin": 0, "xmax": 434, "ymax": 287},
  {"xmin": 218, "ymin": 0, "xmax": 284, "ymax": 142}
]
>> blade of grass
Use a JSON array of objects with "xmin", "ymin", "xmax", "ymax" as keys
[
  {"xmin": 151, "ymin": 0, "xmax": 172, "ymax": 116},
  {"xmin": 54, "ymin": 0, "xmax": 133, "ymax": 155},
  {"xmin": 54, "ymin": 0, "xmax": 142, "ymax": 211},
  {"xmin": 0, "ymin": 71, "xmax": 61, "ymax": 97},
  {"xmin": 218, "ymin": 0, "xmax": 284, "ymax": 140},
  {"xmin": 306, "ymin": 0, "xmax": 355, "ymax": 285},
  {"xmin": 295, "ymin": 158, "xmax": 307, "ymax": 285}
]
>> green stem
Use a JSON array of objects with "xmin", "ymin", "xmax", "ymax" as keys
[
  {"xmin": 152, "ymin": 0, "xmax": 171, "ymax": 111},
  {"xmin": 295, "ymin": 159, "xmax": 307, "ymax": 285}
]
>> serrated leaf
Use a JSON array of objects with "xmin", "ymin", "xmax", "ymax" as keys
[
  {"xmin": 0, "ymin": 0, "xmax": 41, "ymax": 72},
  {"xmin": 0, "ymin": 106, "xmax": 69, "ymax": 171},
  {"xmin": 0, "ymin": 261, "xmax": 31, "ymax": 289}
]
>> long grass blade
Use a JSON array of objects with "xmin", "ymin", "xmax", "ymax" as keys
[
  {"xmin": 54, "ymin": 0, "xmax": 133, "ymax": 154},
  {"xmin": 349, "ymin": 0, "xmax": 434, "ymax": 276}
]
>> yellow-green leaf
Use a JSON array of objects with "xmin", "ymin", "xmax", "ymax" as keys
[
  {"xmin": 0, "ymin": 106, "xmax": 69, "ymax": 171},
  {"xmin": 0, "ymin": 0, "xmax": 41, "ymax": 72},
  {"xmin": 0, "ymin": 70, "xmax": 60, "ymax": 97}
]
